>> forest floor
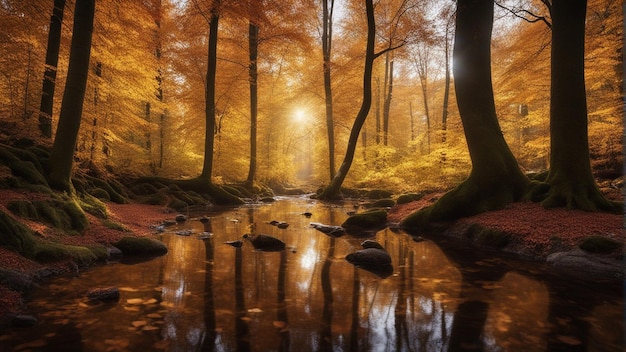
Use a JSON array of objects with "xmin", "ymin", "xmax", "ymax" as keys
[{"xmin": 0, "ymin": 187, "xmax": 624, "ymax": 324}]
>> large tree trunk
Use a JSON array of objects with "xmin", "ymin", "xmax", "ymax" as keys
[
  {"xmin": 322, "ymin": 0, "xmax": 336, "ymax": 181},
  {"xmin": 47, "ymin": 0, "xmax": 95, "ymax": 192},
  {"xmin": 541, "ymin": 0, "xmax": 618, "ymax": 212},
  {"xmin": 38, "ymin": 0, "xmax": 66, "ymax": 138},
  {"xmin": 246, "ymin": 20, "xmax": 259, "ymax": 186},
  {"xmin": 317, "ymin": 0, "xmax": 376, "ymax": 200},
  {"xmin": 402, "ymin": 0, "xmax": 528, "ymax": 228},
  {"xmin": 199, "ymin": 3, "xmax": 220, "ymax": 181}
]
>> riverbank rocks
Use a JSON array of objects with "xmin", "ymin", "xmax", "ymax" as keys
[
  {"xmin": 243, "ymin": 234, "xmax": 285, "ymax": 251},
  {"xmin": 310, "ymin": 222, "xmax": 346, "ymax": 237},
  {"xmin": 341, "ymin": 209, "xmax": 388, "ymax": 236},
  {"xmin": 547, "ymin": 249, "xmax": 624, "ymax": 281},
  {"xmin": 346, "ymin": 240, "xmax": 393, "ymax": 278},
  {"xmin": 113, "ymin": 236, "xmax": 168, "ymax": 257},
  {"xmin": 86, "ymin": 286, "xmax": 120, "ymax": 302},
  {"xmin": 11, "ymin": 314, "xmax": 37, "ymax": 328}
]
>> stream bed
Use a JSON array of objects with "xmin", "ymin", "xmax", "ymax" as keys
[{"xmin": 0, "ymin": 196, "xmax": 623, "ymax": 351}]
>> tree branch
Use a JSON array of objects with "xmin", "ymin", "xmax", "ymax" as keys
[{"xmin": 495, "ymin": 1, "xmax": 552, "ymax": 29}]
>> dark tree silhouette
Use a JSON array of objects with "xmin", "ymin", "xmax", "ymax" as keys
[
  {"xmin": 401, "ymin": 0, "xmax": 528, "ymax": 228},
  {"xmin": 38, "ymin": 0, "xmax": 66, "ymax": 138},
  {"xmin": 539, "ymin": 0, "xmax": 620, "ymax": 212},
  {"xmin": 47, "ymin": 0, "xmax": 95, "ymax": 192},
  {"xmin": 246, "ymin": 18, "xmax": 259, "ymax": 186}
]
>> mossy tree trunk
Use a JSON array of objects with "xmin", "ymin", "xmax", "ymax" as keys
[
  {"xmin": 541, "ymin": 0, "xmax": 619, "ymax": 212},
  {"xmin": 47, "ymin": 0, "xmax": 95, "ymax": 193},
  {"xmin": 318, "ymin": 0, "xmax": 376, "ymax": 200},
  {"xmin": 402, "ymin": 0, "xmax": 528, "ymax": 228}
]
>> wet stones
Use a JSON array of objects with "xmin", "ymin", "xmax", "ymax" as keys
[
  {"xmin": 242, "ymin": 234, "xmax": 285, "ymax": 251},
  {"xmin": 346, "ymin": 240, "xmax": 393, "ymax": 278},
  {"xmin": 86, "ymin": 286, "xmax": 120, "ymax": 302},
  {"xmin": 310, "ymin": 222, "xmax": 346, "ymax": 237}
]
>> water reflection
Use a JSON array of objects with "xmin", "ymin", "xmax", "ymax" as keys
[{"xmin": 0, "ymin": 197, "xmax": 622, "ymax": 352}]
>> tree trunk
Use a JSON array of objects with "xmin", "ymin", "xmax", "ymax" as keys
[
  {"xmin": 47, "ymin": 0, "xmax": 95, "ymax": 192},
  {"xmin": 199, "ymin": 2, "xmax": 220, "ymax": 182},
  {"xmin": 441, "ymin": 23, "xmax": 451, "ymax": 161},
  {"xmin": 39, "ymin": 0, "xmax": 66, "ymax": 138},
  {"xmin": 382, "ymin": 55, "xmax": 393, "ymax": 146},
  {"xmin": 402, "ymin": 0, "xmax": 528, "ymax": 227},
  {"xmin": 541, "ymin": 0, "xmax": 618, "ymax": 212},
  {"xmin": 318, "ymin": 0, "xmax": 376, "ymax": 200},
  {"xmin": 246, "ymin": 20, "xmax": 259, "ymax": 185},
  {"xmin": 322, "ymin": 0, "xmax": 336, "ymax": 181}
]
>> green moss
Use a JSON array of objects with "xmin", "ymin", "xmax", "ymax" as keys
[
  {"xmin": 366, "ymin": 189, "xmax": 394, "ymax": 199},
  {"xmin": 342, "ymin": 209, "xmax": 388, "ymax": 230},
  {"xmin": 85, "ymin": 244, "xmax": 109, "ymax": 261},
  {"xmin": 475, "ymin": 228, "xmax": 510, "ymax": 248},
  {"xmin": 396, "ymin": 193, "xmax": 423, "ymax": 205},
  {"xmin": 33, "ymin": 239, "xmax": 97, "ymax": 266},
  {"xmin": 0, "ymin": 210, "xmax": 37, "ymax": 257},
  {"xmin": 10, "ymin": 160, "xmax": 49, "ymax": 186},
  {"xmin": 90, "ymin": 188, "xmax": 110, "ymax": 201},
  {"xmin": 7, "ymin": 200, "xmax": 39, "ymax": 220},
  {"xmin": 34, "ymin": 200, "xmax": 72, "ymax": 230},
  {"xmin": 103, "ymin": 219, "xmax": 130, "ymax": 232},
  {"xmin": 167, "ymin": 196, "xmax": 188, "ymax": 210},
  {"xmin": 130, "ymin": 182, "xmax": 159, "ymax": 196},
  {"xmin": 79, "ymin": 194, "xmax": 108, "ymax": 219},
  {"xmin": 113, "ymin": 236, "xmax": 168, "ymax": 257},
  {"xmin": 370, "ymin": 198, "xmax": 396, "ymax": 208},
  {"xmin": 579, "ymin": 236, "xmax": 622, "ymax": 254},
  {"xmin": 61, "ymin": 198, "xmax": 89, "ymax": 232}
]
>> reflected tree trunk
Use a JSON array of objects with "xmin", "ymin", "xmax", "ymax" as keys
[
  {"xmin": 349, "ymin": 267, "xmax": 360, "ymax": 352},
  {"xmin": 201, "ymin": 238, "xmax": 217, "ymax": 351},
  {"xmin": 234, "ymin": 246, "xmax": 250, "ymax": 351},
  {"xmin": 277, "ymin": 250, "xmax": 290, "ymax": 351},
  {"xmin": 319, "ymin": 237, "xmax": 335, "ymax": 351}
]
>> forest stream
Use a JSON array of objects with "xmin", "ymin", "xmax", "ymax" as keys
[{"xmin": 0, "ymin": 196, "xmax": 622, "ymax": 351}]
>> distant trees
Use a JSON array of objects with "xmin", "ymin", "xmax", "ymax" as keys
[{"xmin": 48, "ymin": 0, "xmax": 95, "ymax": 192}]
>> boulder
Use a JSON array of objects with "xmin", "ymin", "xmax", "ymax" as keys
[
  {"xmin": 310, "ymin": 222, "xmax": 346, "ymax": 237},
  {"xmin": 86, "ymin": 286, "xmax": 120, "ymax": 302},
  {"xmin": 243, "ymin": 234, "xmax": 285, "ymax": 251}
]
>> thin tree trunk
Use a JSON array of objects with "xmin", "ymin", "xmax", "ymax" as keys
[
  {"xmin": 39, "ymin": 0, "xmax": 66, "ymax": 138},
  {"xmin": 318, "ymin": 0, "xmax": 377, "ymax": 200},
  {"xmin": 322, "ymin": 0, "xmax": 336, "ymax": 181},
  {"xmin": 48, "ymin": 0, "xmax": 95, "ymax": 192},
  {"xmin": 382, "ymin": 55, "xmax": 393, "ymax": 146},
  {"xmin": 199, "ymin": 2, "xmax": 220, "ymax": 181},
  {"xmin": 246, "ymin": 20, "xmax": 259, "ymax": 185}
]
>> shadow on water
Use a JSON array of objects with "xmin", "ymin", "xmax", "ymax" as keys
[{"xmin": 0, "ymin": 196, "xmax": 622, "ymax": 351}]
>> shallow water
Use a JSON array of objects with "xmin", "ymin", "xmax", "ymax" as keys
[{"xmin": 0, "ymin": 196, "xmax": 623, "ymax": 351}]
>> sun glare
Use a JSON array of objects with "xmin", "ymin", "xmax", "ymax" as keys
[{"xmin": 293, "ymin": 109, "xmax": 307, "ymax": 123}]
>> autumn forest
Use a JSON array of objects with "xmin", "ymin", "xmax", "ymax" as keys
[{"xmin": 0, "ymin": 0, "xmax": 622, "ymax": 199}]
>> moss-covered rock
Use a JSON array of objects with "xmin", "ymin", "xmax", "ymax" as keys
[
  {"xmin": 0, "ymin": 210, "xmax": 37, "ymax": 257},
  {"xmin": 579, "ymin": 236, "xmax": 622, "ymax": 254},
  {"xmin": 366, "ymin": 189, "xmax": 394, "ymax": 200},
  {"xmin": 113, "ymin": 236, "xmax": 168, "ymax": 257},
  {"xmin": 475, "ymin": 228, "xmax": 510, "ymax": 249},
  {"xmin": 130, "ymin": 182, "xmax": 160, "ymax": 196},
  {"xmin": 342, "ymin": 209, "xmax": 388, "ymax": 233},
  {"xmin": 369, "ymin": 198, "xmax": 396, "ymax": 208},
  {"xmin": 33, "ymin": 239, "xmax": 97, "ymax": 266},
  {"xmin": 90, "ymin": 188, "xmax": 111, "ymax": 201},
  {"xmin": 396, "ymin": 193, "xmax": 424, "ymax": 205}
]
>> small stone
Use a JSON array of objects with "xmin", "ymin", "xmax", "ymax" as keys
[
  {"xmin": 87, "ymin": 287, "xmax": 120, "ymax": 302},
  {"xmin": 175, "ymin": 214, "xmax": 187, "ymax": 223},
  {"xmin": 12, "ymin": 315, "xmax": 38, "ymax": 328}
]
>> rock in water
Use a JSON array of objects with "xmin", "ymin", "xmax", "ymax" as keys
[
  {"xmin": 243, "ymin": 234, "xmax": 285, "ymax": 251},
  {"xmin": 86, "ymin": 287, "xmax": 120, "ymax": 302},
  {"xmin": 346, "ymin": 240, "xmax": 393, "ymax": 278}
]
